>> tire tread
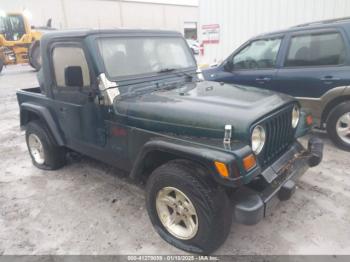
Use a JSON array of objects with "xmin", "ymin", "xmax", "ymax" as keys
[
  {"xmin": 146, "ymin": 159, "xmax": 232, "ymax": 254},
  {"xmin": 326, "ymin": 102, "xmax": 350, "ymax": 151},
  {"xmin": 26, "ymin": 120, "xmax": 66, "ymax": 170}
]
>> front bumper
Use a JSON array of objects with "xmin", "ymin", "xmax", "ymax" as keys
[{"xmin": 232, "ymin": 137, "xmax": 323, "ymax": 225}]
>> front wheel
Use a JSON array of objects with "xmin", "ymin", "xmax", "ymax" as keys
[
  {"xmin": 327, "ymin": 102, "xmax": 350, "ymax": 151},
  {"xmin": 146, "ymin": 160, "xmax": 232, "ymax": 254}
]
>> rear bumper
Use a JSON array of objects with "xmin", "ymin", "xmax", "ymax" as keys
[{"xmin": 232, "ymin": 137, "xmax": 323, "ymax": 225}]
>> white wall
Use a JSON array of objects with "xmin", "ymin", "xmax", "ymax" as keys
[
  {"xmin": 199, "ymin": 0, "xmax": 350, "ymax": 65},
  {"xmin": 1, "ymin": 0, "xmax": 65, "ymax": 28},
  {"xmin": 1, "ymin": 0, "xmax": 198, "ymax": 35}
]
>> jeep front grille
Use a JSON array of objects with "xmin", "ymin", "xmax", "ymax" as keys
[{"xmin": 256, "ymin": 104, "xmax": 296, "ymax": 169}]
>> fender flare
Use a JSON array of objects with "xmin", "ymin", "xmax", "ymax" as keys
[
  {"xmin": 321, "ymin": 86, "xmax": 350, "ymax": 124},
  {"xmin": 297, "ymin": 85, "xmax": 350, "ymax": 127},
  {"xmin": 20, "ymin": 102, "xmax": 65, "ymax": 146},
  {"xmin": 129, "ymin": 139, "xmax": 240, "ymax": 186}
]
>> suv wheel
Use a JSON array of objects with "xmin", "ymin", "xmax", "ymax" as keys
[
  {"xmin": 146, "ymin": 159, "xmax": 232, "ymax": 254},
  {"xmin": 26, "ymin": 120, "xmax": 66, "ymax": 170},
  {"xmin": 327, "ymin": 102, "xmax": 350, "ymax": 151}
]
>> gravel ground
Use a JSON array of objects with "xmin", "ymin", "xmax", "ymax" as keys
[{"xmin": 0, "ymin": 65, "xmax": 350, "ymax": 255}]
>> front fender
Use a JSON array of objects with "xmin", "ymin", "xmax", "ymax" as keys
[
  {"xmin": 20, "ymin": 102, "xmax": 65, "ymax": 146},
  {"xmin": 129, "ymin": 138, "xmax": 259, "ymax": 187}
]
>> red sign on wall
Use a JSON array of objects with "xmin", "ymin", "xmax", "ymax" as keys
[{"xmin": 202, "ymin": 24, "xmax": 220, "ymax": 44}]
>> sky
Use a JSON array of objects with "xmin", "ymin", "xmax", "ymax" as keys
[{"xmin": 127, "ymin": 0, "xmax": 199, "ymax": 6}]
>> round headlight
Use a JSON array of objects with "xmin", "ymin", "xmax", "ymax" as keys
[
  {"xmin": 292, "ymin": 105, "xmax": 300, "ymax": 128},
  {"xmin": 251, "ymin": 125, "xmax": 266, "ymax": 155}
]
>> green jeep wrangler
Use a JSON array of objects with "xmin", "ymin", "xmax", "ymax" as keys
[{"xmin": 16, "ymin": 29, "xmax": 323, "ymax": 254}]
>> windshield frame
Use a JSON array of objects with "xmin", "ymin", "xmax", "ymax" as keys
[{"xmin": 94, "ymin": 34, "xmax": 198, "ymax": 82}]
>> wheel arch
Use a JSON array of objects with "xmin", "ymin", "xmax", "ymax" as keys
[
  {"xmin": 20, "ymin": 103, "xmax": 65, "ymax": 146},
  {"xmin": 321, "ymin": 95, "xmax": 350, "ymax": 125},
  {"xmin": 129, "ymin": 139, "xmax": 237, "ymax": 186}
]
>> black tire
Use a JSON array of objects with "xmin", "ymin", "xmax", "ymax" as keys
[
  {"xmin": 25, "ymin": 120, "xmax": 66, "ymax": 170},
  {"xmin": 146, "ymin": 159, "xmax": 232, "ymax": 254},
  {"xmin": 326, "ymin": 102, "xmax": 350, "ymax": 151},
  {"xmin": 0, "ymin": 58, "xmax": 3, "ymax": 73},
  {"xmin": 29, "ymin": 41, "xmax": 41, "ymax": 71}
]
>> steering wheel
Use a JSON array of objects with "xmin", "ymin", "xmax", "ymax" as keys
[
  {"xmin": 245, "ymin": 58, "xmax": 259, "ymax": 69},
  {"xmin": 150, "ymin": 61, "xmax": 162, "ymax": 71}
]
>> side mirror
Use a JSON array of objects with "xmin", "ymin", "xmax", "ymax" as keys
[
  {"xmin": 223, "ymin": 60, "xmax": 234, "ymax": 72},
  {"xmin": 64, "ymin": 66, "xmax": 83, "ymax": 87},
  {"xmin": 46, "ymin": 18, "xmax": 52, "ymax": 28}
]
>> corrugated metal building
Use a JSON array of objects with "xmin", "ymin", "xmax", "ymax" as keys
[
  {"xmin": 1, "ymin": 0, "xmax": 198, "ymax": 37},
  {"xmin": 199, "ymin": 0, "xmax": 350, "ymax": 65}
]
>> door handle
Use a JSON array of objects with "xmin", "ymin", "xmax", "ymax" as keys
[
  {"xmin": 320, "ymin": 76, "xmax": 341, "ymax": 81},
  {"xmin": 256, "ymin": 77, "xmax": 272, "ymax": 82}
]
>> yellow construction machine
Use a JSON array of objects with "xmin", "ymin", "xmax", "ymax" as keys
[{"xmin": 0, "ymin": 12, "xmax": 53, "ymax": 73}]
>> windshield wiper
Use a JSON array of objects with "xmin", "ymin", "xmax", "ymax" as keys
[
  {"xmin": 158, "ymin": 68, "xmax": 176, "ymax": 73},
  {"xmin": 157, "ymin": 68, "xmax": 194, "ymax": 80}
]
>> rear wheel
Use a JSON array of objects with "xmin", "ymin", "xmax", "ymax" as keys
[
  {"xmin": 327, "ymin": 102, "xmax": 350, "ymax": 151},
  {"xmin": 29, "ymin": 41, "xmax": 41, "ymax": 71},
  {"xmin": 26, "ymin": 121, "xmax": 66, "ymax": 170},
  {"xmin": 146, "ymin": 159, "xmax": 232, "ymax": 254}
]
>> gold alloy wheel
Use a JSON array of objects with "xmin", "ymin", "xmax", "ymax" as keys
[
  {"xmin": 28, "ymin": 133, "xmax": 45, "ymax": 165},
  {"xmin": 155, "ymin": 186, "xmax": 199, "ymax": 240}
]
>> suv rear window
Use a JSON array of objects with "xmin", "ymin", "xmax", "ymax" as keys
[{"xmin": 285, "ymin": 32, "xmax": 346, "ymax": 67}]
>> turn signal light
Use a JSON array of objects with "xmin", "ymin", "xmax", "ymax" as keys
[
  {"xmin": 214, "ymin": 161, "xmax": 229, "ymax": 178},
  {"xmin": 306, "ymin": 114, "xmax": 313, "ymax": 126},
  {"xmin": 243, "ymin": 154, "xmax": 257, "ymax": 171}
]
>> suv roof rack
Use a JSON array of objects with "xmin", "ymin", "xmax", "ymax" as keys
[{"xmin": 293, "ymin": 17, "xmax": 350, "ymax": 28}]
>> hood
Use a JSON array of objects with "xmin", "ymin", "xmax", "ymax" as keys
[{"xmin": 114, "ymin": 81, "xmax": 294, "ymax": 140}]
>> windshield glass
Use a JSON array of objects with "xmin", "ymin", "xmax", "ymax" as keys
[
  {"xmin": 0, "ymin": 15, "xmax": 26, "ymax": 40},
  {"xmin": 97, "ymin": 36, "xmax": 196, "ymax": 78}
]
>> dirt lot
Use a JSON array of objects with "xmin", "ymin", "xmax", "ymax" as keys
[{"xmin": 0, "ymin": 65, "xmax": 350, "ymax": 255}]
